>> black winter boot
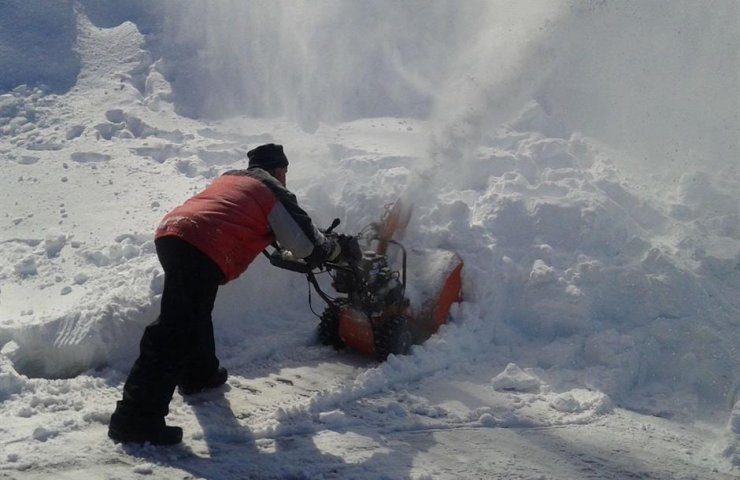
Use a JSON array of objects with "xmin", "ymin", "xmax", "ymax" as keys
[
  {"xmin": 178, "ymin": 366, "xmax": 228, "ymax": 395},
  {"xmin": 108, "ymin": 411, "xmax": 183, "ymax": 445}
]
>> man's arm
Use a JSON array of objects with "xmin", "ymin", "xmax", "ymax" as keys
[{"xmin": 228, "ymin": 168, "xmax": 338, "ymax": 262}]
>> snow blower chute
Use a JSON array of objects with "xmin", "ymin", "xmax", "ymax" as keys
[{"xmin": 266, "ymin": 199, "xmax": 463, "ymax": 360}]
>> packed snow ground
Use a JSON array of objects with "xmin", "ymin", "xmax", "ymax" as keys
[{"xmin": 1, "ymin": 1, "xmax": 739, "ymax": 479}]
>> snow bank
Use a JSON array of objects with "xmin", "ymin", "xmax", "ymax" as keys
[{"xmin": 0, "ymin": 0, "xmax": 79, "ymax": 92}]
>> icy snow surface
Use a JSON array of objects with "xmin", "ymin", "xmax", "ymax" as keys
[{"xmin": 0, "ymin": 1, "xmax": 738, "ymax": 479}]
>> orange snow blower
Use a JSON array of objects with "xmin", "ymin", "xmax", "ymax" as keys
[{"xmin": 266, "ymin": 199, "xmax": 463, "ymax": 360}]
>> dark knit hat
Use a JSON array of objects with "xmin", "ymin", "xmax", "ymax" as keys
[{"xmin": 247, "ymin": 143, "xmax": 289, "ymax": 170}]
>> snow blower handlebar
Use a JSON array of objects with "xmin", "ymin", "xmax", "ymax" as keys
[
  {"xmin": 264, "ymin": 218, "xmax": 347, "ymax": 274},
  {"xmin": 264, "ymin": 218, "xmax": 408, "ymax": 308}
]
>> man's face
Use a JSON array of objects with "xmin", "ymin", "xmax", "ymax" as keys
[{"xmin": 272, "ymin": 167, "xmax": 287, "ymax": 186}]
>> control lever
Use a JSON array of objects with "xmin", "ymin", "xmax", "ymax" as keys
[{"xmin": 323, "ymin": 218, "xmax": 341, "ymax": 234}]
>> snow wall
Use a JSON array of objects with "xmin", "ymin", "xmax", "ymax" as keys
[{"xmin": 0, "ymin": 0, "xmax": 80, "ymax": 92}]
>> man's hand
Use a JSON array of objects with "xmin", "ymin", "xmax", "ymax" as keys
[
  {"xmin": 327, "ymin": 237, "xmax": 342, "ymax": 261},
  {"xmin": 335, "ymin": 234, "xmax": 362, "ymax": 263}
]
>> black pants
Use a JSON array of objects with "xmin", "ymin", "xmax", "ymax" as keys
[{"xmin": 115, "ymin": 236, "xmax": 225, "ymax": 419}]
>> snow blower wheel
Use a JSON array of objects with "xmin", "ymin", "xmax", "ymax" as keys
[
  {"xmin": 318, "ymin": 300, "xmax": 347, "ymax": 350},
  {"xmin": 373, "ymin": 314, "xmax": 414, "ymax": 360}
]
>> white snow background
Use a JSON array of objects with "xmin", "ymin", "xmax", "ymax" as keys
[{"xmin": 0, "ymin": 1, "xmax": 738, "ymax": 479}]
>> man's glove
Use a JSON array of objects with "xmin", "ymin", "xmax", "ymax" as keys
[
  {"xmin": 304, "ymin": 235, "xmax": 341, "ymax": 266},
  {"xmin": 336, "ymin": 234, "xmax": 351, "ymax": 251},
  {"xmin": 327, "ymin": 237, "xmax": 342, "ymax": 262},
  {"xmin": 336, "ymin": 234, "xmax": 361, "ymax": 263}
]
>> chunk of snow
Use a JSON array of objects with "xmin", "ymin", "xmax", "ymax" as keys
[{"xmin": 491, "ymin": 363, "xmax": 544, "ymax": 393}]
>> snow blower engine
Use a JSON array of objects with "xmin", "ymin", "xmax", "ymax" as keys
[{"xmin": 265, "ymin": 199, "xmax": 463, "ymax": 361}]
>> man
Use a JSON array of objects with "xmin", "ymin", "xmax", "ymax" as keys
[{"xmin": 108, "ymin": 144, "xmax": 339, "ymax": 445}]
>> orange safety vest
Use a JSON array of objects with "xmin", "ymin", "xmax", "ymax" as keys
[{"xmin": 155, "ymin": 169, "xmax": 327, "ymax": 282}]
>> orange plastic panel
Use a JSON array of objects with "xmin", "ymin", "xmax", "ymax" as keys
[
  {"xmin": 338, "ymin": 308, "xmax": 375, "ymax": 355},
  {"xmin": 430, "ymin": 262, "xmax": 463, "ymax": 332},
  {"xmin": 376, "ymin": 199, "xmax": 413, "ymax": 256}
]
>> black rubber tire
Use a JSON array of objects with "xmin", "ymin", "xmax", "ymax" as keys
[
  {"xmin": 374, "ymin": 314, "xmax": 414, "ymax": 361},
  {"xmin": 317, "ymin": 300, "xmax": 347, "ymax": 350}
]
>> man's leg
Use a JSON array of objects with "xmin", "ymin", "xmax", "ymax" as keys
[
  {"xmin": 109, "ymin": 236, "xmax": 223, "ymax": 443},
  {"xmin": 177, "ymin": 312, "xmax": 229, "ymax": 394},
  {"xmin": 182, "ymin": 308, "xmax": 219, "ymax": 384}
]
